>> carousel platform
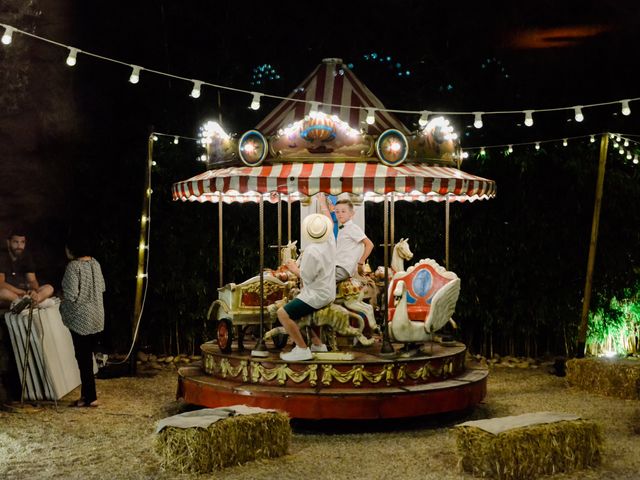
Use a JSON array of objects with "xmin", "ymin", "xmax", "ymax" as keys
[{"xmin": 177, "ymin": 340, "xmax": 488, "ymax": 419}]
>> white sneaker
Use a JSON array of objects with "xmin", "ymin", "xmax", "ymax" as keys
[
  {"xmin": 280, "ymin": 346, "xmax": 312, "ymax": 362},
  {"xmin": 310, "ymin": 343, "xmax": 328, "ymax": 352}
]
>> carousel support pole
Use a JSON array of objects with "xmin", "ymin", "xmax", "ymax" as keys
[
  {"xmin": 445, "ymin": 196, "xmax": 450, "ymax": 270},
  {"xmin": 577, "ymin": 133, "xmax": 609, "ymax": 357},
  {"xmin": 252, "ymin": 198, "xmax": 269, "ymax": 357},
  {"xmin": 218, "ymin": 197, "xmax": 223, "ymax": 288},
  {"xmin": 390, "ymin": 192, "xmax": 395, "ymax": 246},
  {"xmin": 277, "ymin": 194, "xmax": 282, "ymax": 265},
  {"xmin": 380, "ymin": 194, "xmax": 395, "ymax": 356},
  {"xmin": 287, "ymin": 198, "xmax": 292, "ymax": 243}
]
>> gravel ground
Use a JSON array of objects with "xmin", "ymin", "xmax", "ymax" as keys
[{"xmin": 1, "ymin": 364, "xmax": 638, "ymax": 480}]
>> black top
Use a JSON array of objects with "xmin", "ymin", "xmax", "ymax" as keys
[{"xmin": 0, "ymin": 249, "xmax": 36, "ymax": 290}]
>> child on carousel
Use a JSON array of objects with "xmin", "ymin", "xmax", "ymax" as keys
[{"xmin": 278, "ymin": 213, "xmax": 336, "ymax": 362}]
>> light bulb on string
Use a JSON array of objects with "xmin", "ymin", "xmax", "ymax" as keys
[
  {"xmin": 462, "ymin": 151, "xmax": 469, "ymax": 159},
  {"xmin": 621, "ymin": 100, "xmax": 631, "ymax": 116},
  {"xmin": 535, "ymin": 142, "xmax": 540, "ymax": 150},
  {"xmin": 66, "ymin": 48, "xmax": 79, "ymax": 66},
  {"xmin": 173, "ymin": 136, "xmax": 179, "ymax": 145},
  {"xmin": 614, "ymin": 142, "xmax": 619, "ymax": 148},
  {"xmin": 634, "ymin": 155, "xmax": 639, "ymax": 165},
  {"xmin": 250, "ymin": 92, "xmax": 261, "ymax": 110},
  {"xmin": 365, "ymin": 108, "xmax": 376, "ymax": 125},
  {"xmin": 590, "ymin": 135, "xmax": 595, "ymax": 143},
  {"xmin": 480, "ymin": 147, "xmax": 486, "ymax": 156},
  {"xmin": 152, "ymin": 135, "xmax": 158, "ymax": 141},
  {"xmin": 1, "ymin": 26, "xmax": 15, "ymax": 45},
  {"xmin": 574, "ymin": 106, "xmax": 584, "ymax": 122},
  {"xmin": 508, "ymin": 145, "xmax": 513, "ymax": 153},
  {"xmin": 129, "ymin": 65, "xmax": 141, "ymax": 84},
  {"xmin": 619, "ymin": 147, "xmax": 625, "ymax": 155},
  {"xmin": 418, "ymin": 111, "xmax": 429, "ymax": 127},
  {"xmin": 524, "ymin": 110, "xmax": 534, "ymax": 127},
  {"xmin": 624, "ymin": 139, "xmax": 629, "ymax": 147},
  {"xmin": 563, "ymin": 139, "xmax": 568, "ymax": 147},
  {"xmin": 616, "ymin": 135, "xmax": 621, "ymax": 142},
  {"xmin": 627, "ymin": 152, "xmax": 632, "ymax": 160},
  {"xmin": 309, "ymin": 101, "xmax": 320, "ymax": 117},
  {"xmin": 473, "ymin": 112, "xmax": 483, "ymax": 129},
  {"xmin": 190, "ymin": 80, "xmax": 202, "ymax": 98}
]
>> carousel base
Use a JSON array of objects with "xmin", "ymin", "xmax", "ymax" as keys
[{"xmin": 177, "ymin": 340, "xmax": 488, "ymax": 420}]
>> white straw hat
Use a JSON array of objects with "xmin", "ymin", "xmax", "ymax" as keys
[{"xmin": 302, "ymin": 214, "xmax": 333, "ymax": 244}]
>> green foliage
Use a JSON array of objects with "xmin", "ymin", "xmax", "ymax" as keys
[{"xmin": 587, "ymin": 285, "xmax": 640, "ymax": 355}]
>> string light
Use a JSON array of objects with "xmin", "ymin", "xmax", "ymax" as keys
[
  {"xmin": 418, "ymin": 110, "xmax": 429, "ymax": 127},
  {"xmin": 634, "ymin": 155, "xmax": 639, "ymax": 165},
  {"xmin": 621, "ymin": 100, "xmax": 631, "ymax": 116},
  {"xmin": 152, "ymin": 135, "xmax": 158, "ymax": 141},
  {"xmin": 563, "ymin": 138, "xmax": 568, "ymax": 147},
  {"xmin": 473, "ymin": 112, "xmax": 483, "ymax": 129},
  {"xmin": 309, "ymin": 101, "xmax": 320, "ymax": 117},
  {"xmin": 129, "ymin": 65, "xmax": 141, "ymax": 84},
  {"xmin": 173, "ymin": 136, "xmax": 179, "ymax": 144},
  {"xmin": 508, "ymin": 145, "xmax": 513, "ymax": 153},
  {"xmin": 590, "ymin": 135, "xmax": 595, "ymax": 143},
  {"xmin": 626, "ymin": 152, "xmax": 632, "ymax": 160},
  {"xmin": 190, "ymin": 80, "xmax": 202, "ymax": 98},
  {"xmin": 366, "ymin": 108, "xmax": 376, "ymax": 125},
  {"xmin": 574, "ymin": 106, "xmax": 584, "ymax": 122},
  {"xmin": 1, "ymin": 25, "xmax": 14, "ymax": 45},
  {"xmin": 524, "ymin": 110, "xmax": 534, "ymax": 127},
  {"xmin": 619, "ymin": 147, "xmax": 624, "ymax": 155},
  {"xmin": 535, "ymin": 142, "xmax": 540, "ymax": 150},
  {"xmin": 624, "ymin": 139, "xmax": 629, "ymax": 147},
  {"xmin": 250, "ymin": 92, "xmax": 261, "ymax": 110},
  {"xmin": 480, "ymin": 147, "xmax": 486, "ymax": 156},
  {"xmin": 66, "ymin": 47, "xmax": 79, "ymax": 66}
]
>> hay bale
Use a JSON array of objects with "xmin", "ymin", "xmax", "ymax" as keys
[
  {"xmin": 455, "ymin": 416, "xmax": 603, "ymax": 480},
  {"xmin": 155, "ymin": 411, "xmax": 291, "ymax": 473},
  {"xmin": 566, "ymin": 357, "xmax": 640, "ymax": 400}
]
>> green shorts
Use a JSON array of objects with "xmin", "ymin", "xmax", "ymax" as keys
[{"xmin": 283, "ymin": 298, "xmax": 317, "ymax": 320}]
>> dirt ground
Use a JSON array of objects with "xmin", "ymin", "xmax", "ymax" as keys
[{"xmin": 1, "ymin": 364, "xmax": 639, "ymax": 480}]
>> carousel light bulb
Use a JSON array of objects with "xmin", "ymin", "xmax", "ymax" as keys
[
  {"xmin": 624, "ymin": 139, "xmax": 629, "ymax": 147},
  {"xmin": 418, "ymin": 110, "xmax": 429, "ymax": 127},
  {"xmin": 535, "ymin": 142, "xmax": 540, "ymax": 150},
  {"xmin": 152, "ymin": 135, "xmax": 158, "ymax": 141},
  {"xmin": 524, "ymin": 110, "xmax": 534, "ymax": 127},
  {"xmin": 173, "ymin": 136, "xmax": 179, "ymax": 144},
  {"xmin": 152, "ymin": 160, "xmax": 157, "ymax": 166},
  {"xmin": 1, "ymin": 26, "xmax": 15, "ymax": 45},
  {"xmin": 473, "ymin": 112, "xmax": 483, "ymax": 129},
  {"xmin": 388, "ymin": 141, "xmax": 401, "ymax": 153},
  {"xmin": 508, "ymin": 145, "xmax": 513, "ymax": 153},
  {"xmin": 129, "ymin": 65, "xmax": 141, "ymax": 84},
  {"xmin": 66, "ymin": 47, "xmax": 79, "ymax": 66},
  {"xmin": 190, "ymin": 80, "xmax": 202, "ymax": 98},
  {"xmin": 621, "ymin": 100, "xmax": 631, "ymax": 116},
  {"xmin": 563, "ymin": 138, "xmax": 568, "ymax": 147},
  {"xmin": 309, "ymin": 101, "xmax": 320, "ymax": 117},
  {"xmin": 200, "ymin": 154, "xmax": 207, "ymax": 161},
  {"xmin": 590, "ymin": 135, "xmax": 595, "ymax": 143},
  {"xmin": 250, "ymin": 92, "xmax": 261, "ymax": 110},
  {"xmin": 574, "ymin": 106, "xmax": 584, "ymax": 122},
  {"xmin": 366, "ymin": 108, "xmax": 375, "ymax": 125},
  {"xmin": 462, "ymin": 151, "xmax": 469, "ymax": 159}
]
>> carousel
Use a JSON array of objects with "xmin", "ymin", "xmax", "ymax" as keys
[{"xmin": 171, "ymin": 58, "xmax": 496, "ymax": 419}]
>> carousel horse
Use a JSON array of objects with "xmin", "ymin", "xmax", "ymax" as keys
[
  {"xmin": 387, "ymin": 259, "xmax": 460, "ymax": 343},
  {"xmin": 265, "ymin": 296, "xmax": 375, "ymax": 350},
  {"xmin": 375, "ymin": 238, "xmax": 413, "ymax": 279},
  {"xmin": 334, "ymin": 276, "xmax": 379, "ymax": 333}
]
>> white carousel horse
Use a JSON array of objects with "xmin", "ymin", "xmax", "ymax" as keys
[
  {"xmin": 334, "ymin": 277, "xmax": 379, "ymax": 333},
  {"xmin": 387, "ymin": 259, "xmax": 460, "ymax": 343},
  {"xmin": 375, "ymin": 238, "xmax": 414, "ymax": 279},
  {"xmin": 265, "ymin": 298, "xmax": 375, "ymax": 350}
]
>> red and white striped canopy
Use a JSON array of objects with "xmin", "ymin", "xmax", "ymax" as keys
[
  {"xmin": 172, "ymin": 163, "xmax": 496, "ymax": 204},
  {"xmin": 256, "ymin": 58, "xmax": 409, "ymax": 136}
]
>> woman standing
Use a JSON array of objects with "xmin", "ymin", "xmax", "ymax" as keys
[{"xmin": 60, "ymin": 236, "xmax": 106, "ymax": 407}]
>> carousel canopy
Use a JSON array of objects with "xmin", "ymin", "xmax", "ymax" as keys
[
  {"xmin": 172, "ymin": 162, "xmax": 496, "ymax": 204},
  {"xmin": 256, "ymin": 58, "xmax": 409, "ymax": 137}
]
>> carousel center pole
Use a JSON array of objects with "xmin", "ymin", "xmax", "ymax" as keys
[
  {"xmin": 379, "ymin": 194, "xmax": 395, "ymax": 356},
  {"xmin": 252, "ymin": 198, "xmax": 269, "ymax": 357},
  {"xmin": 218, "ymin": 195, "xmax": 223, "ymax": 288},
  {"xmin": 277, "ymin": 193, "xmax": 282, "ymax": 264}
]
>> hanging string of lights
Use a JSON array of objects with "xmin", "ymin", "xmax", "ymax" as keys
[{"xmin": 2, "ymin": 23, "xmax": 638, "ymax": 129}]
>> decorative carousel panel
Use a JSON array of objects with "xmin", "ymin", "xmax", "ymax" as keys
[
  {"xmin": 376, "ymin": 129, "xmax": 409, "ymax": 166},
  {"xmin": 238, "ymin": 130, "xmax": 268, "ymax": 167}
]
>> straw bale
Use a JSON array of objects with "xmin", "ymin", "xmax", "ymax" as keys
[
  {"xmin": 455, "ymin": 419, "xmax": 603, "ymax": 480},
  {"xmin": 566, "ymin": 357, "xmax": 640, "ymax": 400},
  {"xmin": 154, "ymin": 411, "xmax": 291, "ymax": 473}
]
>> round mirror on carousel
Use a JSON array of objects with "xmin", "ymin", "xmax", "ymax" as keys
[
  {"xmin": 238, "ymin": 130, "xmax": 268, "ymax": 167},
  {"xmin": 375, "ymin": 129, "xmax": 408, "ymax": 166}
]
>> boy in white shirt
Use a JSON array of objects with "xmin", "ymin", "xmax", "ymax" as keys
[
  {"xmin": 318, "ymin": 193, "xmax": 374, "ymax": 281},
  {"xmin": 279, "ymin": 214, "xmax": 336, "ymax": 362}
]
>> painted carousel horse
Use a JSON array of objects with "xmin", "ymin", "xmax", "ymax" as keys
[
  {"xmin": 334, "ymin": 276, "xmax": 379, "ymax": 334},
  {"xmin": 387, "ymin": 258, "xmax": 460, "ymax": 343},
  {"xmin": 375, "ymin": 238, "xmax": 414, "ymax": 279},
  {"xmin": 265, "ymin": 293, "xmax": 375, "ymax": 350}
]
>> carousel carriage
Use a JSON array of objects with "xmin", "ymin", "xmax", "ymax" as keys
[{"xmin": 170, "ymin": 58, "xmax": 496, "ymax": 419}]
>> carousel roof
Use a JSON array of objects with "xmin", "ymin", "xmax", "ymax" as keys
[
  {"xmin": 172, "ymin": 162, "xmax": 496, "ymax": 204},
  {"xmin": 255, "ymin": 58, "xmax": 409, "ymax": 136}
]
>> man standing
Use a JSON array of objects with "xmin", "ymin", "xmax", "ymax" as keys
[{"xmin": 0, "ymin": 230, "xmax": 54, "ymax": 308}]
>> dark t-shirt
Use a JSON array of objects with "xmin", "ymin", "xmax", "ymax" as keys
[{"xmin": 0, "ymin": 249, "xmax": 36, "ymax": 290}]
